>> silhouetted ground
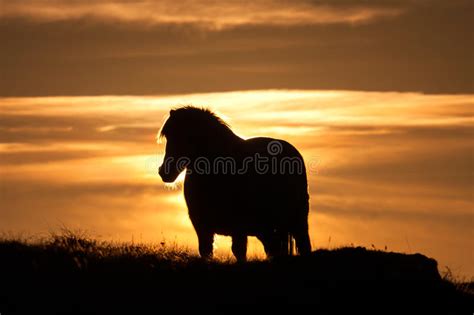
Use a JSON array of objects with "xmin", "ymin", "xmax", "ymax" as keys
[{"xmin": 0, "ymin": 231, "xmax": 472, "ymax": 314}]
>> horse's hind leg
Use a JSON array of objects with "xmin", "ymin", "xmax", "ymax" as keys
[
  {"xmin": 196, "ymin": 229, "xmax": 214, "ymax": 259},
  {"xmin": 231, "ymin": 235, "xmax": 247, "ymax": 262}
]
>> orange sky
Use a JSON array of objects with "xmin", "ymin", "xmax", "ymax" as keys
[{"xmin": 0, "ymin": 0, "xmax": 472, "ymax": 277}]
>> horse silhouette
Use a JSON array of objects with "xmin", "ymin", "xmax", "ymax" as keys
[{"xmin": 158, "ymin": 106, "xmax": 311, "ymax": 261}]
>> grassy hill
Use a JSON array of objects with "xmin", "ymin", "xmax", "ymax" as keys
[{"xmin": 0, "ymin": 231, "xmax": 472, "ymax": 314}]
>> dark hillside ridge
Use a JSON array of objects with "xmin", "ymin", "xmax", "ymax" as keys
[{"xmin": 0, "ymin": 237, "xmax": 472, "ymax": 314}]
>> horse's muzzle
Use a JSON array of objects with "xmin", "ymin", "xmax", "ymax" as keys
[{"xmin": 158, "ymin": 166, "xmax": 176, "ymax": 183}]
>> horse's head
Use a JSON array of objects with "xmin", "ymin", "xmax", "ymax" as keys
[
  {"xmin": 158, "ymin": 106, "xmax": 234, "ymax": 183},
  {"xmin": 158, "ymin": 109, "xmax": 194, "ymax": 183}
]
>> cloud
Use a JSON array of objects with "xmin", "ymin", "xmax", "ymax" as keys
[
  {"xmin": 0, "ymin": 149, "xmax": 101, "ymax": 165},
  {"xmin": 1, "ymin": 1, "xmax": 472, "ymax": 95},
  {"xmin": 312, "ymin": 194, "xmax": 473, "ymax": 230},
  {"xmin": 0, "ymin": 113, "xmax": 161, "ymax": 144},
  {"xmin": 0, "ymin": 0, "xmax": 403, "ymax": 28}
]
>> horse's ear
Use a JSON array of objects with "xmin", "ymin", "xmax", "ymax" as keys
[{"xmin": 170, "ymin": 109, "xmax": 176, "ymax": 116}]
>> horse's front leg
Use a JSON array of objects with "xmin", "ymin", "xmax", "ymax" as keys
[
  {"xmin": 196, "ymin": 229, "xmax": 214, "ymax": 259},
  {"xmin": 231, "ymin": 235, "xmax": 248, "ymax": 262}
]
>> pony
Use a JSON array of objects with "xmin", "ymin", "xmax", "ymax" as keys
[{"xmin": 158, "ymin": 106, "xmax": 311, "ymax": 261}]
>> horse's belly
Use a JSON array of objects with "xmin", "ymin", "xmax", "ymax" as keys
[
  {"xmin": 189, "ymin": 195, "xmax": 281, "ymax": 236},
  {"xmin": 184, "ymin": 174, "xmax": 305, "ymax": 235}
]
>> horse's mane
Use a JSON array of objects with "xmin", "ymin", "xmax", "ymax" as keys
[{"xmin": 159, "ymin": 106, "xmax": 233, "ymax": 139}]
